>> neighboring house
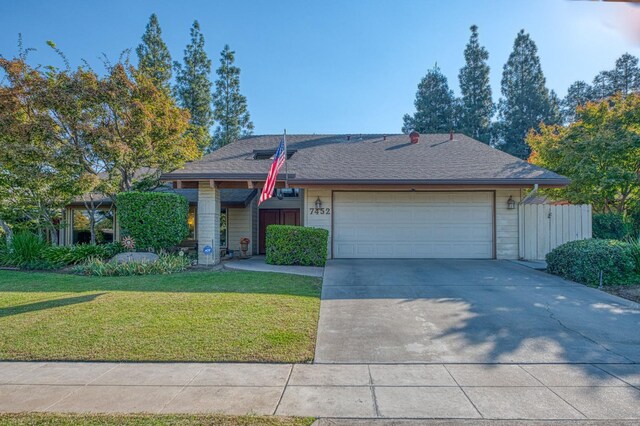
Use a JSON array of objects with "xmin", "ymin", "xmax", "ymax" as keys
[{"xmin": 156, "ymin": 133, "xmax": 569, "ymax": 265}]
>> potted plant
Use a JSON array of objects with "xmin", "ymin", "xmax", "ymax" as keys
[{"xmin": 239, "ymin": 237, "xmax": 250, "ymax": 257}]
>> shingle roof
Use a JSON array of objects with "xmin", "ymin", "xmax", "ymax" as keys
[{"xmin": 162, "ymin": 134, "xmax": 569, "ymax": 186}]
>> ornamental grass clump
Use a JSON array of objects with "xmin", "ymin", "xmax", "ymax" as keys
[
  {"xmin": 42, "ymin": 242, "xmax": 124, "ymax": 266},
  {"xmin": 0, "ymin": 231, "xmax": 50, "ymax": 269},
  {"xmin": 74, "ymin": 254, "xmax": 190, "ymax": 276}
]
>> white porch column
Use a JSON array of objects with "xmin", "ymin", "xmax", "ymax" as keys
[{"xmin": 197, "ymin": 181, "xmax": 221, "ymax": 265}]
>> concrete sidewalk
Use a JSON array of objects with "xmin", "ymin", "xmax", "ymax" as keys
[
  {"xmin": 223, "ymin": 256, "xmax": 324, "ymax": 277},
  {"xmin": 2, "ymin": 362, "xmax": 640, "ymax": 420}
]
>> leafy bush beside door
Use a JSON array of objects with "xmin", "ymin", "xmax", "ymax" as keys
[
  {"xmin": 265, "ymin": 225, "xmax": 328, "ymax": 266},
  {"xmin": 116, "ymin": 192, "xmax": 189, "ymax": 251}
]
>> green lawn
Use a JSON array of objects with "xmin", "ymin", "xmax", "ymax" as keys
[
  {"xmin": 0, "ymin": 269, "xmax": 321, "ymax": 362},
  {"xmin": 0, "ymin": 413, "xmax": 314, "ymax": 426}
]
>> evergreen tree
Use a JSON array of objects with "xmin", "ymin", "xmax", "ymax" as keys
[
  {"xmin": 212, "ymin": 44, "xmax": 254, "ymax": 149},
  {"xmin": 458, "ymin": 25, "xmax": 493, "ymax": 144},
  {"xmin": 136, "ymin": 14, "xmax": 172, "ymax": 92},
  {"xmin": 591, "ymin": 70, "xmax": 616, "ymax": 100},
  {"xmin": 174, "ymin": 21, "xmax": 213, "ymax": 149},
  {"xmin": 562, "ymin": 80, "xmax": 592, "ymax": 123},
  {"xmin": 496, "ymin": 30, "xmax": 555, "ymax": 159},
  {"xmin": 612, "ymin": 53, "xmax": 640, "ymax": 96},
  {"xmin": 402, "ymin": 64, "xmax": 455, "ymax": 134}
]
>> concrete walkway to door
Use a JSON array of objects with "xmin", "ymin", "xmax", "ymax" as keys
[{"xmin": 315, "ymin": 259, "xmax": 640, "ymax": 364}]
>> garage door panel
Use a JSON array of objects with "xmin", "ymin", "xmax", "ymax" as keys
[{"xmin": 333, "ymin": 192, "xmax": 494, "ymax": 259}]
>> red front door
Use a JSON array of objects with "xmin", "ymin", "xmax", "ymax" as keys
[{"xmin": 259, "ymin": 209, "xmax": 300, "ymax": 254}]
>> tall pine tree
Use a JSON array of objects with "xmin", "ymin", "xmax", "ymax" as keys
[
  {"xmin": 136, "ymin": 14, "xmax": 172, "ymax": 92},
  {"xmin": 496, "ymin": 30, "xmax": 555, "ymax": 159},
  {"xmin": 402, "ymin": 64, "xmax": 455, "ymax": 134},
  {"xmin": 591, "ymin": 70, "xmax": 616, "ymax": 100},
  {"xmin": 174, "ymin": 21, "xmax": 213, "ymax": 150},
  {"xmin": 612, "ymin": 53, "xmax": 640, "ymax": 96},
  {"xmin": 458, "ymin": 25, "xmax": 493, "ymax": 144},
  {"xmin": 212, "ymin": 44, "xmax": 254, "ymax": 149},
  {"xmin": 562, "ymin": 80, "xmax": 592, "ymax": 123}
]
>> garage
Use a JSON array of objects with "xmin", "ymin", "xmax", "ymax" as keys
[{"xmin": 332, "ymin": 191, "xmax": 494, "ymax": 259}]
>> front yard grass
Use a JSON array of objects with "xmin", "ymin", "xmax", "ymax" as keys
[
  {"xmin": 0, "ymin": 413, "xmax": 315, "ymax": 426},
  {"xmin": 0, "ymin": 270, "xmax": 321, "ymax": 362}
]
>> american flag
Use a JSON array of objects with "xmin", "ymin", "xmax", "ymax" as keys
[{"xmin": 258, "ymin": 137, "xmax": 287, "ymax": 205}]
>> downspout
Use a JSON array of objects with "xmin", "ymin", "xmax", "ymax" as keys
[
  {"xmin": 518, "ymin": 184, "xmax": 539, "ymax": 260},
  {"xmin": 519, "ymin": 184, "xmax": 539, "ymax": 205}
]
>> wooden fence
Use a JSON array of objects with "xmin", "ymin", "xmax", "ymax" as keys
[{"xmin": 519, "ymin": 204, "xmax": 592, "ymax": 261}]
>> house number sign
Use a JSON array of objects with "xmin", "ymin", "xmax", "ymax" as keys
[{"xmin": 309, "ymin": 208, "xmax": 331, "ymax": 215}]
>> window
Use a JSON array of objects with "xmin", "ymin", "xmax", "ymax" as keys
[
  {"xmin": 187, "ymin": 206, "xmax": 197, "ymax": 239},
  {"xmin": 186, "ymin": 206, "xmax": 227, "ymax": 248},
  {"xmin": 252, "ymin": 149, "xmax": 296, "ymax": 160},
  {"xmin": 72, "ymin": 208, "xmax": 114, "ymax": 245}
]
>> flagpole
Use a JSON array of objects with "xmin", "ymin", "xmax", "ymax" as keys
[{"xmin": 284, "ymin": 129, "xmax": 288, "ymax": 189}]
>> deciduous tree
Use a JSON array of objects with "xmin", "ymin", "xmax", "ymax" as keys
[{"xmin": 528, "ymin": 93, "xmax": 640, "ymax": 214}]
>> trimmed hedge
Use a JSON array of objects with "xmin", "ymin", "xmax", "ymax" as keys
[
  {"xmin": 546, "ymin": 239, "xmax": 638, "ymax": 286},
  {"xmin": 592, "ymin": 213, "xmax": 629, "ymax": 240},
  {"xmin": 265, "ymin": 225, "xmax": 329, "ymax": 267},
  {"xmin": 116, "ymin": 192, "xmax": 189, "ymax": 251}
]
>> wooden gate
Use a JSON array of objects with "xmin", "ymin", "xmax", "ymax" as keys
[{"xmin": 519, "ymin": 204, "xmax": 592, "ymax": 260}]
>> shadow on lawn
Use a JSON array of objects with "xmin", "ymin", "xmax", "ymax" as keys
[{"xmin": 0, "ymin": 293, "xmax": 105, "ymax": 317}]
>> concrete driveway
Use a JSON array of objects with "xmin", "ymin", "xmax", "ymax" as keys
[{"xmin": 315, "ymin": 259, "xmax": 640, "ymax": 364}]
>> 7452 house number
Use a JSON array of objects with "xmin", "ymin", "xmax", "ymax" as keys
[{"xmin": 310, "ymin": 208, "xmax": 331, "ymax": 215}]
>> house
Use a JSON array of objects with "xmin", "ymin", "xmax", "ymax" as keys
[{"xmin": 156, "ymin": 133, "xmax": 569, "ymax": 265}]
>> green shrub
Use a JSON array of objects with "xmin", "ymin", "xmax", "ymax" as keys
[
  {"xmin": 592, "ymin": 213, "xmax": 630, "ymax": 240},
  {"xmin": 627, "ymin": 235, "xmax": 640, "ymax": 275},
  {"xmin": 1, "ymin": 231, "xmax": 48, "ymax": 268},
  {"xmin": 116, "ymin": 192, "xmax": 189, "ymax": 251},
  {"xmin": 265, "ymin": 225, "xmax": 328, "ymax": 267},
  {"xmin": 74, "ymin": 254, "xmax": 191, "ymax": 276},
  {"xmin": 546, "ymin": 239, "xmax": 638, "ymax": 286},
  {"xmin": 0, "ymin": 238, "xmax": 7, "ymax": 265}
]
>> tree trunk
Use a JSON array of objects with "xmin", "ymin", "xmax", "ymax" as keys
[
  {"xmin": 0, "ymin": 218, "xmax": 12, "ymax": 246},
  {"xmin": 48, "ymin": 223, "xmax": 59, "ymax": 246}
]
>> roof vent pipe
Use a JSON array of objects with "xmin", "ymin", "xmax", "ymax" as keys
[
  {"xmin": 450, "ymin": 130, "xmax": 454, "ymax": 140},
  {"xmin": 409, "ymin": 131, "xmax": 420, "ymax": 144}
]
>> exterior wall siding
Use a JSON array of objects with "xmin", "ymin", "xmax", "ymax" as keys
[
  {"xmin": 303, "ymin": 189, "xmax": 333, "ymax": 258},
  {"xmin": 228, "ymin": 207, "xmax": 253, "ymax": 255},
  {"xmin": 197, "ymin": 182, "xmax": 221, "ymax": 265},
  {"xmin": 495, "ymin": 189, "xmax": 520, "ymax": 259}
]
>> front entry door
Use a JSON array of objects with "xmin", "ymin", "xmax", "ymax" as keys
[{"xmin": 259, "ymin": 209, "xmax": 301, "ymax": 254}]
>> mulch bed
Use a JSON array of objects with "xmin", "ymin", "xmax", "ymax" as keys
[{"xmin": 603, "ymin": 285, "xmax": 640, "ymax": 304}]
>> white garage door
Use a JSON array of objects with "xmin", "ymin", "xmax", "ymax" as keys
[{"xmin": 333, "ymin": 192, "xmax": 494, "ymax": 259}]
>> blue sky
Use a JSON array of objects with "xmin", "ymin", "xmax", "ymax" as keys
[{"xmin": 2, "ymin": 0, "xmax": 639, "ymax": 134}]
